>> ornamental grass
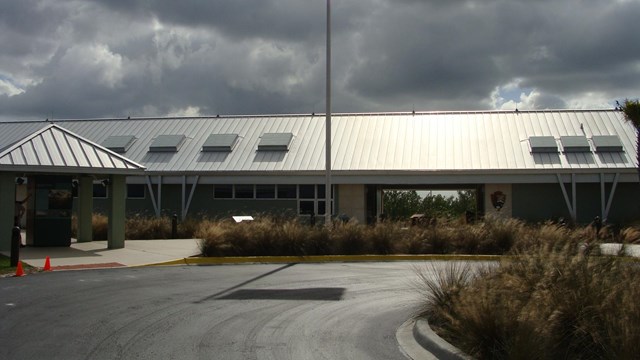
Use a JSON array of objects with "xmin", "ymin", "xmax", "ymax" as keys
[{"xmin": 417, "ymin": 240, "xmax": 640, "ymax": 359}]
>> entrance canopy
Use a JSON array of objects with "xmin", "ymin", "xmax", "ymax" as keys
[
  {"xmin": 0, "ymin": 124, "xmax": 145, "ymax": 174},
  {"xmin": 0, "ymin": 124, "xmax": 145, "ymax": 251}
]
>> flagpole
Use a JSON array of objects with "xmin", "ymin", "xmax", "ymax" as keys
[{"xmin": 325, "ymin": 0, "xmax": 332, "ymax": 226}]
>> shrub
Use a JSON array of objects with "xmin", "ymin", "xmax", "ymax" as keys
[
  {"xmin": 71, "ymin": 213, "xmax": 109, "ymax": 240},
  {"xmin": 125, "ymin": 215, "xmax": 171, "ymax": 239},
  {"xmin": 419, "ymin": 244, "xmax": 640, "ymax": 359},
  {"xmin": 330, "ymin": 221, "xmax": 369, "ymax": 255},
  {"xmin": 92, "ymin": 213, "xmax": 108, "ymax": 240},
  {"xmin": 196, "ymin": 217, "xmax": 331, "ymax": 257},
  {"xmin": 367, "ymin": 223, "xmax": 402, "ymax": 254}
]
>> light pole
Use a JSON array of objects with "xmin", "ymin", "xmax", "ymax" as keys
[{"xmin": 325, "ymin": 0, "xmax": 332, "ymax": 226}]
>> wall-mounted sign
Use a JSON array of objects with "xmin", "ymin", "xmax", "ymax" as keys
[{"xmin": 491, "ymin": 191, "xmax": 506, "ymax": 211}]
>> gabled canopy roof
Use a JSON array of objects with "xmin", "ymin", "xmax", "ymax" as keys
[{"xmin": 0, "ymin": 124, "xmax": 145, "ymax": 174}]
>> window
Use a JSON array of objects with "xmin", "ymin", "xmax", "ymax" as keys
[
  {"xmin": 127, "ymin": 184, "xmax": 145, "ymax": 199},
  {"xmin": 256, "ymin": 184, "xmax": 275, "ymax": 199},
  {"xmin": 592, "ymin": 135, "xmax": 624, "ymax": 152},
  {"xmin": 149, "ymin": 135, "xmax": 186, "ymax": 152},
  {"xmin": 299, "ymin": 200, "xmax": 315, "ymax": 215},
  {"xmin": 214, "ymin": 184, "xmax": 233, "ymax": 199},
  {"xmin": 560, "ymin": 136, "xmax": 590, "ymax": 153},
  {"xmin": 318, "ymin": 201, "xmax": 326, "ymax": 215},
  {"xmin": 257, "ymin": 133, "xmax": 293, "ymax": 151},
  {"xmin": 234, "ymin": 184, "xmax": 254, "ymax": 199},
  {"xmin": 202, "ymin": 134, "xmax": 238, "ymax": 152},
  {"xmin": 297, "ymin": 185, "xmax": 334, "ymax": 215},
  {"xmin": 208, "ymin": 183, "xmax": 333, "ymax": 216},
  {"xmin": 93, "ymin": 183, "xmax": 107, "ymax": 198},
  {"xmin": 317, "ymin": 184, "xmax": 326, "ymax": 199},
  {"xmin": 102, "ymin": 135, "xmax": 136, "ymax": 153},
  {"xmin": 277, "ymin": 184, "xmax": 296, "ymax": 199},
  {"xmin": 299, "ymin": 185, "xmax": 315, "ymax": 199},
  {"xmin": 529, "ymin": 136, "xmax": 558, "ymax": 153}
]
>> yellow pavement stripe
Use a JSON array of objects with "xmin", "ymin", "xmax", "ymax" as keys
[{"xmin": 140, "ymin": 254, "xmax": 503, "ymax": 267}]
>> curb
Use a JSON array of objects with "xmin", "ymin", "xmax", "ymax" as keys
[
  {"xmin": 139, "ymin": 254, "xmax": 502, "ymax": 267},
  {"xmin": 411, "ymin": 318, "xmax": 471, "ymax": 360},
  {"xmin": 397, "ymin": 317, "xmax": 471, "ymax": 360}
]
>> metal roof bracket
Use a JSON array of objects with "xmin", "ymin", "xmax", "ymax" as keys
[
  {"xmin": 182, "ymin": 175, "xmax": 200, "ymax": 220},
  {"xmin": 557, "ymin": 173, "xmax": 577, "ymax": 222},
  {"xmin": 146, "ymin": 175, "xmax": 161, "ymax": 217},
  {"xmin": 601, "ymin": 173, "xmax": 620, "ymax": 221}
]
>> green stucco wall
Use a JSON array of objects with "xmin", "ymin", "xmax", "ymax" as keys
[{"xmin": 512, "ymin": 182, "xmax": 640, "ymax": 224}]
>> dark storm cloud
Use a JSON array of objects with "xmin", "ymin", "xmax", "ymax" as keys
[
  {"xmin": 89, "ymin": 0, "xmax": 368, "ymax": 43},
  {"xmin": 0, "ymin": 0, "xmax": 639, "ymax": 120},
  {"xmin": 346, "ymin": 0, "xmax": 640, "ymax": 110}
]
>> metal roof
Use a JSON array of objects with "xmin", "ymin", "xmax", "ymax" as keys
[
  {"xmin": 0, "ymin": 110, "xmax": 636, "ymax": 176},
  {"xmin": 0, "ymin": 124, "xmax": 145, "ymax": 174}
]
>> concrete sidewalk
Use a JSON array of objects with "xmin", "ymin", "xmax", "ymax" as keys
[
  {"xmin": 5, "ymin": 238, "xmax": 201, "ymax": 270},
  {"xmin": 4, "ymin": 238, "xmax": 638, "ymax": 272}
]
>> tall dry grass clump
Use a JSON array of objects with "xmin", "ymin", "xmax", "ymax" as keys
[
  {"xmin": 196, "ymin": 217, "xmax": 330, "ymax": 257},
  {"xmin": 74, "ymin": 213, "xmax": 200, "ymax": 240},
  {"xmin": 125, "ymin": 215, "xmax": 172, "ymax": 239},
  {"xmin": 71, "ymin": 213, "xmax": 108, "ymax": 240},
  {"xmin": 418, "ymin": 241, "xmax": 640, "ymax": 359}
]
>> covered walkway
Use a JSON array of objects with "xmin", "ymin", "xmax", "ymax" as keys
[{"xmin": 0, "ymin": 124, "xmax": 145, "ymax": 251}]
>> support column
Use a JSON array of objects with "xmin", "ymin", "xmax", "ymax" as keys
[
  {"xmin": 0, "ymin": 173, "xmax": 16, "ymax": 252},
  {"xmin": 107, "ymin": 175, "xmax": 126, "ymax": 249},
  {"xmin": 77, "ymin": 176, "xmax": 93, "ymax": 242}
]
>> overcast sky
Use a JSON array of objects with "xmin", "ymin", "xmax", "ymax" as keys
[{"xmin": 1, "ymin": 0, "xmax": 639, "ymax": 121}]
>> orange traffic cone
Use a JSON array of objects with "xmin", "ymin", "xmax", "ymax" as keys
[
  {"xmin": 43, "ymin": 256, "xmax": 51, "ymax": 271},
  {"xmin": 14, "ymin": 261, "xmax": 25, "ymax": 277}
]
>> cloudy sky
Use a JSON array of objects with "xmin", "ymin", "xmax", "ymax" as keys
[{"xmin": 1, "ymin": 0, "xmax": 639, "ymax": 121}]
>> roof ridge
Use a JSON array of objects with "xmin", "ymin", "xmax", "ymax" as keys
[{"xmin": 0, "ymin": 108, "xmax": 620, "ymax": 124}]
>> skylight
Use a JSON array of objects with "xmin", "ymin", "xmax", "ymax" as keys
[
  {"xmin": 257, "ymin": 133, "xmax": 293, "ymax": 151},
  {"xmin": 560, "ymin": 136, "xmax": 591, "ymax": 153},
  {"xmin": 529, "ymin": 136, "xmax": 558, "ymax": 153},
  {"xmin": 202, "ymin": 134, "xmax": 238, "ymax": 152},
  {"xmin": 102, "ymin": 135, "xmax": 136, "ymax": 153},
  {"xmin": 149, "ymin": 135, "xmax": 186, "ymax": 152},
  {"xmin": 592, "ymin": 135, "xmax": 624, "ymax": 152}
]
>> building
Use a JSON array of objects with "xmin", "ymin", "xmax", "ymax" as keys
[{"xmin": 0, "ymin": 109, "xmax": 638, "ymax": 250}]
